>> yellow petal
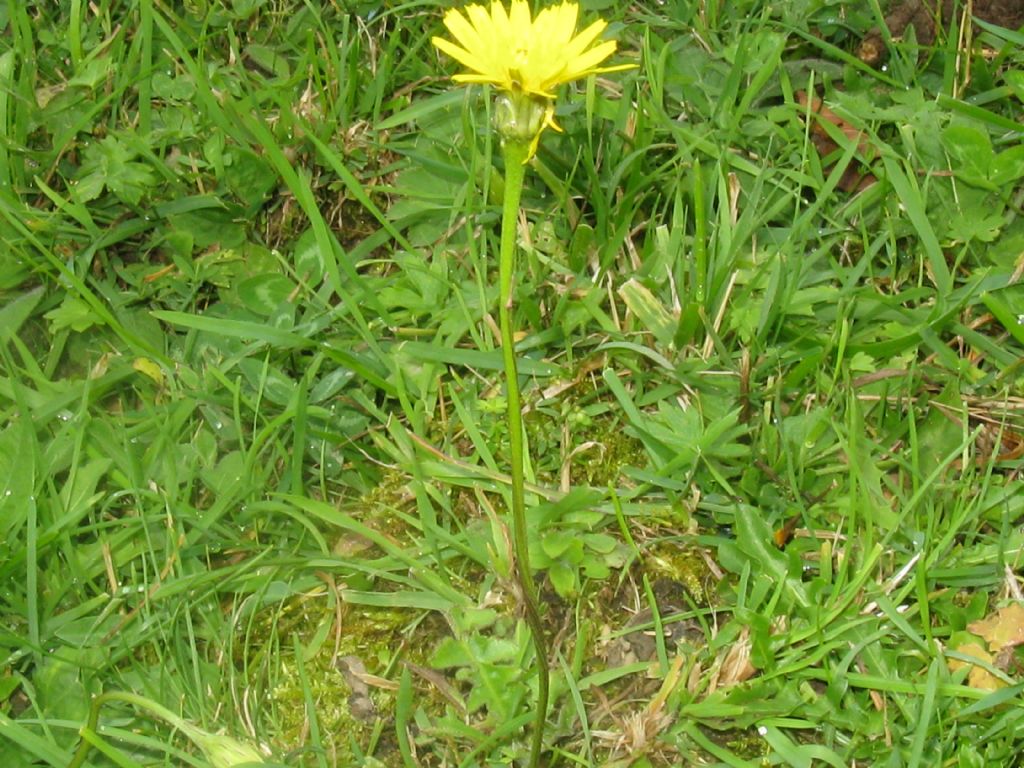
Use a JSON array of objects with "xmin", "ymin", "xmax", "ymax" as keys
[
  {"xmin": 452, "ymin": 73, "xmax": 507, "ymax": 85},
  {"xmin": 467, "ymin": 4, "xmax": 502, "ymax": 69},
  {"xmin": 509, "ymin": 0, "xmax": 531, "ymax": 39},
  {"xmin": 442, "ymin": 8, "xmax": 483, "ymax": 53},
  {"xmin": 487, "ymin": 1, "xmax": 511, "ymax": 46},
  {"xmin": 432, "ymin": 37, "xmax": 490, "ymax": 78},
  {"xmin": 562, "ymin": 18, "xmax": 607, "ymax": 60},
  {"xmin": 561, "ymin": 40, "xmax": 620, "ymax": 78}
]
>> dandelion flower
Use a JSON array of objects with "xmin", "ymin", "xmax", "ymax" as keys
[{"xmin": 432, "ymin": 1, "xmax": 633, "ymax": 156}]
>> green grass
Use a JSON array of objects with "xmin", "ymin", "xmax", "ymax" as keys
[{"xmin": 4, "ymin": 0, "xmax": 1024, "ymax": 766}]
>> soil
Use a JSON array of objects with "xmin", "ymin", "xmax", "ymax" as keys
[{"xmin": 859, "ymin": 0, "xmax": 1024, "ymax": 64}]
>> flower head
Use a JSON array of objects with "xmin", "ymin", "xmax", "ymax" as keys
[{"xmin": 432, "ymin": 1, "xmax": 633, "ymax": 156}]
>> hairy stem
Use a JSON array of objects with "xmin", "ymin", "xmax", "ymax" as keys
[{"xmin": 498, "ymin": 138, "xmax": 549, "ymax": 768}]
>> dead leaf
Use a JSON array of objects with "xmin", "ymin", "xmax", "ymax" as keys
[
  {"xmin": 686, "ymin": 659, "xmax": 703, "ymax": 695},
  {"xmin": 712, "ymin": 627, "xmax": 757, "ymax": 691},
  {"xmin": 948, "ymin": 641, "xmax": 1003, "ymax": 691},
  {"xmin": 332, "ymin": 531, "xmax": 375, "ymax": 558},
  {"xmin": 796, "ymin": 91, "xmax": 878, "ymax": 194},
  {"xmin": 336, "ymin": 655, "xmax": 379, "ymax": 722},
  {"xmin": 797, "ymin": 92, "xmax": 876, "ymax": 157},
  {"xmin": 856, "ymin": 659, "xmax": 886, "ymax": 711},
  {"xmin": 968, "ymin": 602, "xmax": 1024, "ymax": 654},
  {"xmin": 402, "ymin": 660, "xmax": 466, "ymax": 714}
]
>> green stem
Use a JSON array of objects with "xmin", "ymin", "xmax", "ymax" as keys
[
  {"xmin": 68, "ymin": 690, "xmax": 263, "ymax": 768},
  {"xmin": 498, "ymin": 138, "xmax": 549, "ymax": 768},
  {"xmin": 68, "ymin": 691, "xmax": 196, "ymax": 768}
]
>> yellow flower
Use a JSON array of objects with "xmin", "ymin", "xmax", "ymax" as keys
[
  {"xmin": 432, "ymin": 1, "xmax": 630, "ymax": 98},
  {"xmin": 432, "ymin": 1, "xmax": 633, "ymax": 155}
]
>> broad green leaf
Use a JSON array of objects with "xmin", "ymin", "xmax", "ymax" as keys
[
  {"xmin": 549, "ymin": 559, "xmax": 578, "ymax": 597},
  {"xmin": 991, "ymin": 145, "xmax": 1024, "ymax": 186},
  {"xmin": 540, "ymin": 529, "xmax": 575, "ymax": 559},
  {"xmin": 941, "ymin": 123, "xmax": 994, "ymax": 189},
  {"xmin": 224, "ymin": 147, "xmax": 278, "ymax": 212}
]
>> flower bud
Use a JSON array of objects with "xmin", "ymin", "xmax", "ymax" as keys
[
  {"xmin": 191, "ymin": 729, "xmax": 266, "ymax": 767},
  {"xmin": 493, "ymin": 92, "xmax": 548, "ymax": 145}
]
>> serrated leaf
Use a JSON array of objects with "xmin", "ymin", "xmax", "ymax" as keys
[
  {"xmin": 430, "ymin": 637, "xmax": 470, "ymax": 668},
  {"xmin": 947, "ymin": 211, "xmax": 1004, "ymax": 244},
  {"xmin": 451, "ymin": 607, "xmax": 498, "ymax": 633},
  {"xmin": 44, "ymin": 296, "xmax": 100, "ymax": 333},
  {"xmin": 477, "ymin": 636, "xmax": 519, "ymax": 664},
  {"xmin": 75, "ymin": 135, "xmax": 156, "ymax": 205},
  {"xmin": 941, "ymin": 123, "xmax": 995, "ymax": 189}
]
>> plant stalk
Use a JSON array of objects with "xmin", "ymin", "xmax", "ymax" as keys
[
  {"xmin": 68, "ymin": 690, "xmax": 263, "ymax": 768},
  {"xmin": 498, "ymin": 137, "xmax": 549, "ymax": 768},
  {"xmin": 69, "ymin": 691, "xmax": 190, "ymax": 768}
]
